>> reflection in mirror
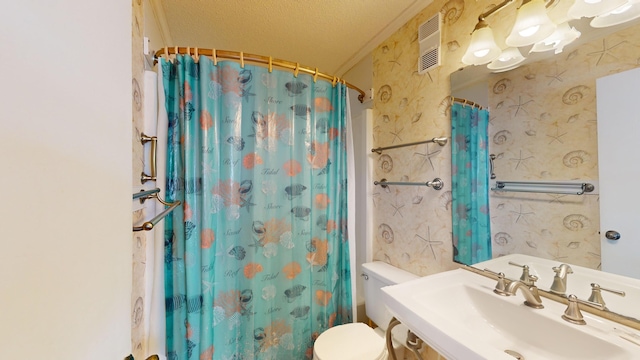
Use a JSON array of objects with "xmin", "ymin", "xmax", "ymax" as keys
[
  {"xmin": 450, "ymin": 18, "xmax": 640, "ymax": 269},
  {"xmin": 450, "ymin": 100, "xmax": 491, "ymax": 264}
]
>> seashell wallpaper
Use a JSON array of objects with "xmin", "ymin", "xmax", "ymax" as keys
[{"xmin": 372, "ymin": 0, "xmax": 640, "ymax": 275}]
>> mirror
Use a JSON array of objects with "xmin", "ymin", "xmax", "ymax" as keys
[{"xmin": 451, "ymin": 18, "xmax": 640, "ymax": 268}]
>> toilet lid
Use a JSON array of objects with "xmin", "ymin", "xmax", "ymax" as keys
[{"xmin": 313, "ymin": 323, "xmax": 386, "ymax": 360}]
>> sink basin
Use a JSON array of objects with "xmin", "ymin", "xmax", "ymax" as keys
[{"xmin": 382, "ymin": 269, "xmax": 640, "ymax": 360}]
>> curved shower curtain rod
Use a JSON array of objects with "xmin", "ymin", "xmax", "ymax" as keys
[{"xmin": 154, "ymin": 46, "xmax": 365, "ymax": 103}]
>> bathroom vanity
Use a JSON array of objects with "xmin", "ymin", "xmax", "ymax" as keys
[{"xmin": 381, "ymin": 254, "xmax": 640, "ymax": 359}]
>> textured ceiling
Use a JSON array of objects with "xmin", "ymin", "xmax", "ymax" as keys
[{"xmin": 158, "ymin": 0, "xmax": 430, "ymax": 75}]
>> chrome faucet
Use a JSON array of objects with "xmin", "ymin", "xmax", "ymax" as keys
[
  {"xmin": 505, "ymin": 276, "xmax": 544, "ymax": 309},
  {"xmin": 550, "ymin": 264, "xmax": 573, "ymax": 295}
]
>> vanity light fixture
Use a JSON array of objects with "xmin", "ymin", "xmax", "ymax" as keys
[
  {"xmin": 591, "ymin": 0, "xmax": 640, "ymax": 27},
  {"xmin": 505, "ymin": 0, "xmax": 557, "ymax": 47},
  {"xmin": 568, "ymin": 0, "xmax": 628, "ymax": 19},
  {"xmin": 461, "ymin": 19, "xmax": 502, "ymax": 65},
  {"xmin": 461, "ymin": 0, "xmax": 518, "ymax": 66},
  {"xmin": 487, "ymin": 47, "xmax": 526, "ymax": 71},
  {"xmin": 530, "ymin": 21, "xmax": 581, "ymax": 54},
  {"xmin": 462, "ymin": 0, "xmax": 640, "ymax": 70},
  {"xmin": 461, "ymin": 0, "xmax": 556, "ymax": 67}
]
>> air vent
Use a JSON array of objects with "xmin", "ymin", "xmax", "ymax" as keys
[
  {"xmin": 419, "ymin": 46, "xmax": 440, "ymax": 74},
  {"xmin": 419, "ymin": 13, "xmax": 440, "ymax": 41},
  {"xmin": 418, "ymin": 13, "xmax": 441, "ymax": 74}
]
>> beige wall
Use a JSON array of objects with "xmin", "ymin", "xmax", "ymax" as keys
[
  {"xmin": 372, "ymin": 0, "xmax": 466, "ymax": 276},
  {"xmin": 0, "ymin": 1, "xmax": 132, "ymax": 359},
  {"xmin": 371, "ymin": 0, "xmax": 640, "ymax": 275}
]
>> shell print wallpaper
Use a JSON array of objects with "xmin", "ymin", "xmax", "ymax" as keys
[{"xmin": 372, "ymin": 0, "xmax": 640, "ymax": 274}]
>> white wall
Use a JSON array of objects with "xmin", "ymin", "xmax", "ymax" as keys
[{"xmin": 0, "ymin": 2, "xmax": 132, "ymax": 359}]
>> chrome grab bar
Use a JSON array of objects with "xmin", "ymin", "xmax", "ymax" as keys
[
  {"xmin": 371, "ymin": 137, "xmax": 448, "ymax": 154},
  {"xmin": 374, "ymin": 178, "xmax": 444, "ymax": 190}
]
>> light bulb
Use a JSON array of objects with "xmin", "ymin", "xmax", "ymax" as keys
[
  {"xmin": 474, "ymin": 49, "xmax": 490, "ymax": 57},
  {"xmin": 487, "ymin": 47, "xmax": 526, "ymax": 72},
  {"xmin": 519, "ymin": 25, "xmax": 541, "ymax": 37},
  {"xmin": 462, "ymin": 21, "xmax": 502, "ymax": 65},
  {"xmin": 612, "ymin": 3, "xmax": 632, "ymax": 14},
  {"xmin": 591, "ymin": 0, "xmax": 640, "ymax": 27},
  {"xmin": 569, "ymin": 0, "xmax": 628, "ymax": 18}
]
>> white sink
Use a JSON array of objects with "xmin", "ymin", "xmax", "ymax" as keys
[{"xmin": 382, "ymin": 269, "xmax": 640, "ymax": 360}]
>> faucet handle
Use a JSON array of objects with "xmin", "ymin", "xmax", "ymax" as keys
[
  {"xmin": 508, "ymin": 261, "xmax": 534, "ymax": 285},
  {"xmin": 588, "ymin": 283, "xmax": 625, "ymax": 309},
  {"xmin": 562, "ymin": 294, "xmax": 606, "ymax": 325},
  {"xmin": 484, "ymin": 269, "xmax": 510, "ymax": 296}
]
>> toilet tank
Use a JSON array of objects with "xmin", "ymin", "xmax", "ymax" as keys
[{"xmin": 362, "ymin": 261, "xmax": 418, "ymax": 331}]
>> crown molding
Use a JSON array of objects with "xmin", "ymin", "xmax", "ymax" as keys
[
  {"xmin": 148, "ymin": 0, "xmax": 174, "ymax": 47},
  {"xmin": 336, "ymin": 0, "xmax": 433, "ymax": 76}
]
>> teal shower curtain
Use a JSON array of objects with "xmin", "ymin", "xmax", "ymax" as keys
[
  {"xmin": 161, "ymin": 55, "xmax": 352, "ymax": 360},
  {"xmin": 451, "ymin": 102, "xmax": 492, "ymax": 264}
]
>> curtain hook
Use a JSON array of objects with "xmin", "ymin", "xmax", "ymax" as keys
[
  {"xmin": 212, "ymin": 48, "xmax": 218, "ymax": 65},
  {"xmin": 194, "ymin": 47, "xmax": 199, "ymax": 63},
  {"xmin": 240, "ymin": 51, "xmax": 245, "ymax": 68},
  {"xmin": 163, "ymin": 46, "xmax": 169, "ymax": 60},
  {"xmin": 186, "ymin": 46, "xmax": 191, "ymax": 56},
  {"xmin": 332, "ymin": 76, "xmax": 337, "ymax": 87},
  {"xmin": 268, "ymin": 56, "xmax": 273, "ymax": 73},
  {"xmin": 294, "ymin": 63, "xmax": 299, "ymax": 77},
  {"xmin": 313, "ymin": 68, "xmax": 318, "ymax": 83},
  {"xmin": 174, "ymin": 46, "xmax": 179, "ymax": 56}
]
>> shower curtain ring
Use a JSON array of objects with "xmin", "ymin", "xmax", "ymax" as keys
[
  {"xmin": 313, "ymin": 68, "xmax": 318, "ymax": 83},
  {"xmin": 212, "ymin": 48, "xmax": 218, "ymax": 65},
  {"xmin": 332, "ymin": 76, "xmax": 337, "ymax": 87},
  {"xmin": 294, "ymin": 63, "xmax": 299, "ymax": 77},
  {"xmin": 240, "ymin": 51, "xmax": 245, "ymax": 68},
  {"xmin": 194, "ymin": 47, "xmax": 199, "ymax": 62},
  {"xmin": 268, "ymin": 56, "xmax": 273, "ymax": 73}
]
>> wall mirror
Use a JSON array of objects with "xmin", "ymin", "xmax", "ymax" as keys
[{"xmin": 450, "ymin": 15, "xmax": 640, "ymax": 269}]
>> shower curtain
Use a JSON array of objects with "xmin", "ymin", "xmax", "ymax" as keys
[
  {"xmin": 160, "ymin": 54, "xmax": 353, "ymax": 360},
  {"xmin": 451, "ymin": 102, "xmax": 492, "ymax": 264}
]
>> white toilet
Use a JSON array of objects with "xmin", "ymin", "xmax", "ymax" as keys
[{"xmin": 313, "ymin": 261, "xmax": 419, "ymax": 360}]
